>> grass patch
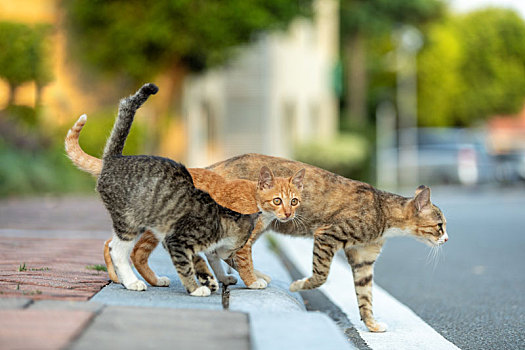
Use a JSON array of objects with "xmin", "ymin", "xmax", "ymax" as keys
[
  {"xmin": 23, "ymin": 290, "xmax": 42, "ymax": 295},
  {"xmin": 18, "ymin": 263, "xmax": 50, "ymax": 272},
  {"xmin": 86, "ymin": 264, "xmax": 107, "ymax": 272},
  {"xmin": 29, "ymin": 267, "xmax": 50, "ymax": 271},
  {"xmin": 265, "ymin": 234, "xmax": 280, "ymax": 254}
]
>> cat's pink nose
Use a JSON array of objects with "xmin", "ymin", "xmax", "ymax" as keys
[
  {"xmin": 444, "ymin": 237, "xmax": 448, "ymax": 242},
  {"xmin": 284, "ymin": 212, "xmax": 291, "ymax": 218}
]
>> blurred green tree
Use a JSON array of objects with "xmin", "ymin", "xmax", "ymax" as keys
[
  {"xmin": 63, "ymin": 0, "xmax": 311, "ymax": 105},
  {"xmin": 340, "ymin": 0, "xmax": 445, "ymax": 126},
  {"xmin": 0, "ymin": 22, "xmax": 52, "ymax": 107},
  {"xmin": 418, "ymin": 8, "xmax": 525, "ymax": 126},
  {"xmin": 63, "ymin": 0, "xmax": 312, "ymax": 156},
  {"xmin": 32, "ymin": 24, "xmax": 54, "ymax": 108}
]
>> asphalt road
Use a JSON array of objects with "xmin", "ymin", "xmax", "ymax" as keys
[{"xmin": 373, "ymin": 186, "xmax": 525, "ymax": 350}]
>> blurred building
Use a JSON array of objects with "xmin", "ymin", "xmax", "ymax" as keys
[
  {"xmin": 183, "ymin": 0, "xmax": 339, "ymax": 167},
  {"xmin": 1, "ymin": 0, "xmax": 339, "ymax": 166}
]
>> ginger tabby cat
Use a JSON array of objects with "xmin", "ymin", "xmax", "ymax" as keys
[{"xmin": 65, "ymin": 117, "xmax": 305, "ymax": 289}]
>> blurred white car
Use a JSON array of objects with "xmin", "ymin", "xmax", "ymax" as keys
[{"xmin": 381, "ymin": 128, "xmax": 496, "ymax": 186}]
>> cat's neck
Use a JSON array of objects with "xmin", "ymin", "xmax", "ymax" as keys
[
  {"xmin": 377, "ymin": 190, "xmax": 413, "ymax": 238},
  {"xmin": 218, "ymin": 206, "xmax": 250, "ymax": 238}
]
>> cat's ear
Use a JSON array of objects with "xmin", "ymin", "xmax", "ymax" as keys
[
  {"xmin": 414, "ymin": 186, "xmax": 431, "ymax": 211},
  {"xmin": 414, "ymin": 185, "xmax": 428, "ymax": 197},
  {"xmin": 258, "ymin": 166, "xmax": 275, "ymax": 190},
  {"xmin": 290, "ymin": 168, "xmax": 306, "ymax": 191}
]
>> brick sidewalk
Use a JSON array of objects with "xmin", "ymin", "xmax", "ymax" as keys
[
  {"xmin": 0, "ymin": 197, "xmax": 251, "ymax": 350},
  {"xmin": 0, "ymin": 196, "xmax": 111, "ymax": 301}
]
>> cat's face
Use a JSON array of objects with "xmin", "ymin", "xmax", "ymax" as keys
[
  {"xmin": 255, "ymin": 166, "xmax": 305, "ymax": 223},
  {"xmin": 405, "ymin": 186, "xmax": 448, "ymax": 246}
]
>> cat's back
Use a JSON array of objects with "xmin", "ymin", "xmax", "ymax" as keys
[
  {"xmin": 189, "ymin": 168, "xmax": 258, "ymax": 214},
  {"xmin": 98, "ymin": 155, "xmax": 194, "ymax": 193},
  {"xmin": 208, "ymin": 153, "xmax": 368, "ymax": 198},
  {"xmin": 208, "ymin": 153, "xmax": 382, "ymax": 222}
]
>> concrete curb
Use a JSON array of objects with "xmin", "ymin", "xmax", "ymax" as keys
[
  {"xmin": 90, "ymin": 239, "xmax": 305, "ymax": 313},
  {"xmin": 89, "ymin": 238, "xmax": 354, "ymax": 350}
]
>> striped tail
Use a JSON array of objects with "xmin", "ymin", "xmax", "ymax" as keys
[{"xmin": 102, "ymin": 83, "xmax": 158, "ymax": 159}]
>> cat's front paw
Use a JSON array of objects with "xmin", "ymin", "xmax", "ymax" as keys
[
  {"xmin": 198, "ymin": 274, "xmax": 219, "ymax": 292},
  {"xmin": 254, "ymin": 269, "xmax": 272, "ymax": 283},
  {"xmin": 248, "ymin": 278, "xmax": 268, "ymax": 289},
  {"xmin": 365, "ymin": 320, "xmax": 388, "ymax": 333},
  {"xmin": 155, "ymin": 276, "xmax": 170, "ymax": 287},
  {"xmin": 289, "ymin": 278, "xmax": 307, "ymax": 292},
  {"xmin": 190, "ymin": 286, "xmax": 211, "ymax": 297},
  {"xmin": 207, "ymin": 278, "xmax": 219, "ymax": 292},
  {"xmin": 126, "ymin": 280, "xmax": 147, "ymax": 291}
]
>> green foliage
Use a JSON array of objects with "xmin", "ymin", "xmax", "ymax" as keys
[
  {"xmin": 339, "ymin": 0, "xmax": 445, "ymax": 126},
  {"xmin": 0, "ymin": 21, "xmax": 53, "ymax": 91},
  {"xmin": 418, "ymin": 8, "xmax": 525, "ymax": 126},
  {"xmin": 0, "ymin": 104, "xmax": 147, "ymax": 197},
  {"xmin": 0, "ymin": 140, "xmax": 96, "ymax": 197},
  {"xmin": 341, "ymin": 0, "xmax": 445, "ymax": 36},
  {"xmin": 4, "ymin": 105, "xmax": 39, "ymax": 128},
  {"xmin": 366, "ymin": 32, "xmax": 397, "ymax": 114},
  {"xmin": 418, "ymin": 19, "xmax": 463, "ymax": 126},
  {"xmin": 86, "ymin": 264, "xmax": 107, "ymax": 272},
  {"xmin": 54, "ymin": 109, "xmax": 146, "ymax": 159},
  {"xmin": 63, "ymin": 0, "xmax": 312, "ymax": 82},
  {"xmin": 295, "ymin": 133, "xmax": 370, "ymax": 180}
]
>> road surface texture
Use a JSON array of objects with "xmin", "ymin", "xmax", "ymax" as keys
[{"xmin": 375, "ymin": 186, "xmax": 525, "ymax": 350}]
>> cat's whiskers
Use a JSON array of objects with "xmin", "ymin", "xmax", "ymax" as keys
[
  {"xmin": 292, "ymin": 214, "xmax": 308, "ymax": 233},
  {"xmin": 425, "ymin": 244, "xmax": 442, "ymax": 271}
]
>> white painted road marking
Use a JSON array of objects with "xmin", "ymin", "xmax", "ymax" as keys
[{"xmin": 274, "ymin": 235, "xmax": 460, "ymax": 350}]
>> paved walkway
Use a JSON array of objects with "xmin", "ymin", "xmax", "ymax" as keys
[
  {"xmin": 0, "ymin": 196, "xmax": 111, "ymax": 300},
  {"xmin": 0, "ymin": 196, "xmax": 353, "ymax": 350}
]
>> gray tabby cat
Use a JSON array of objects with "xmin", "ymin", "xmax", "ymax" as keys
[{"xmin": 96, "ymin": 83, "xmax": 259, "ymax": 296}]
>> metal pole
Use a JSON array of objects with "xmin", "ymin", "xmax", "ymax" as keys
[{"xmin": 376, "ymin": 101, "xmax": 397, "ymax": 191}]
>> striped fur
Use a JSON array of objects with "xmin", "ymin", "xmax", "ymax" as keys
[
  {"xmin": 94, "ymin": 84, "xmax": 259, "ymax": 295},
  {"xmin": 207, "ymin": 154, "xmax": 448, "ymax": 332},
  {"xmin": 65, "ymin": 87, "xmax": 304, "ymax": 291}
]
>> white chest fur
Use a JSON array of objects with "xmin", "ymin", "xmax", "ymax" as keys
[
  {"xmin": 206, "ymin": 237, "xmax": 236, "ymax": 254},
  {"xmin": 382, "ymin": 227, "xmax": 414, "ymax": 239}
]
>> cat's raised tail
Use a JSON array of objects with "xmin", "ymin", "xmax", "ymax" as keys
[
  {"xmin": 103, "ymin": 83, "xmax": 158, "ymax": 159},
  {"xmin": 65, "ymin": 114, "xmax": 102, "ymax": 176}
]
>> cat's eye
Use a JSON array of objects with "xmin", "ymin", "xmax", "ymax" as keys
[
  {"xmin": 437, "ymin": 223, "xmax": 443, "ymax": 232},
  {"xmin": 273, "ymin": 198, "xmax": 282, "ymax": 205},
  {"xmin": 291, "ymin": 198, "xmax": 298, "ymax": 206}
]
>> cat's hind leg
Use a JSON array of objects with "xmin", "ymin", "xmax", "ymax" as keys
[
  {"xmin": 104, "ymin": 239, "xmax": 119, "ymax": 283},
  {"xmin": 109, "ymin": 232, "xmax": 147, "ymax": 291},
  {"xmin": 289, "ymin": 225, "xmax": 343, "ymax": 292},
  {"xmin": 205, "ymin": 251, "xmax": 237, "ymax": 287},
  {"xmin": 345, "ymin": 243, "xmax": 386, "ymax": 333},
  {"xmin": 130, "ymin": 231, "xmax": 170, "ymax": 287}
]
